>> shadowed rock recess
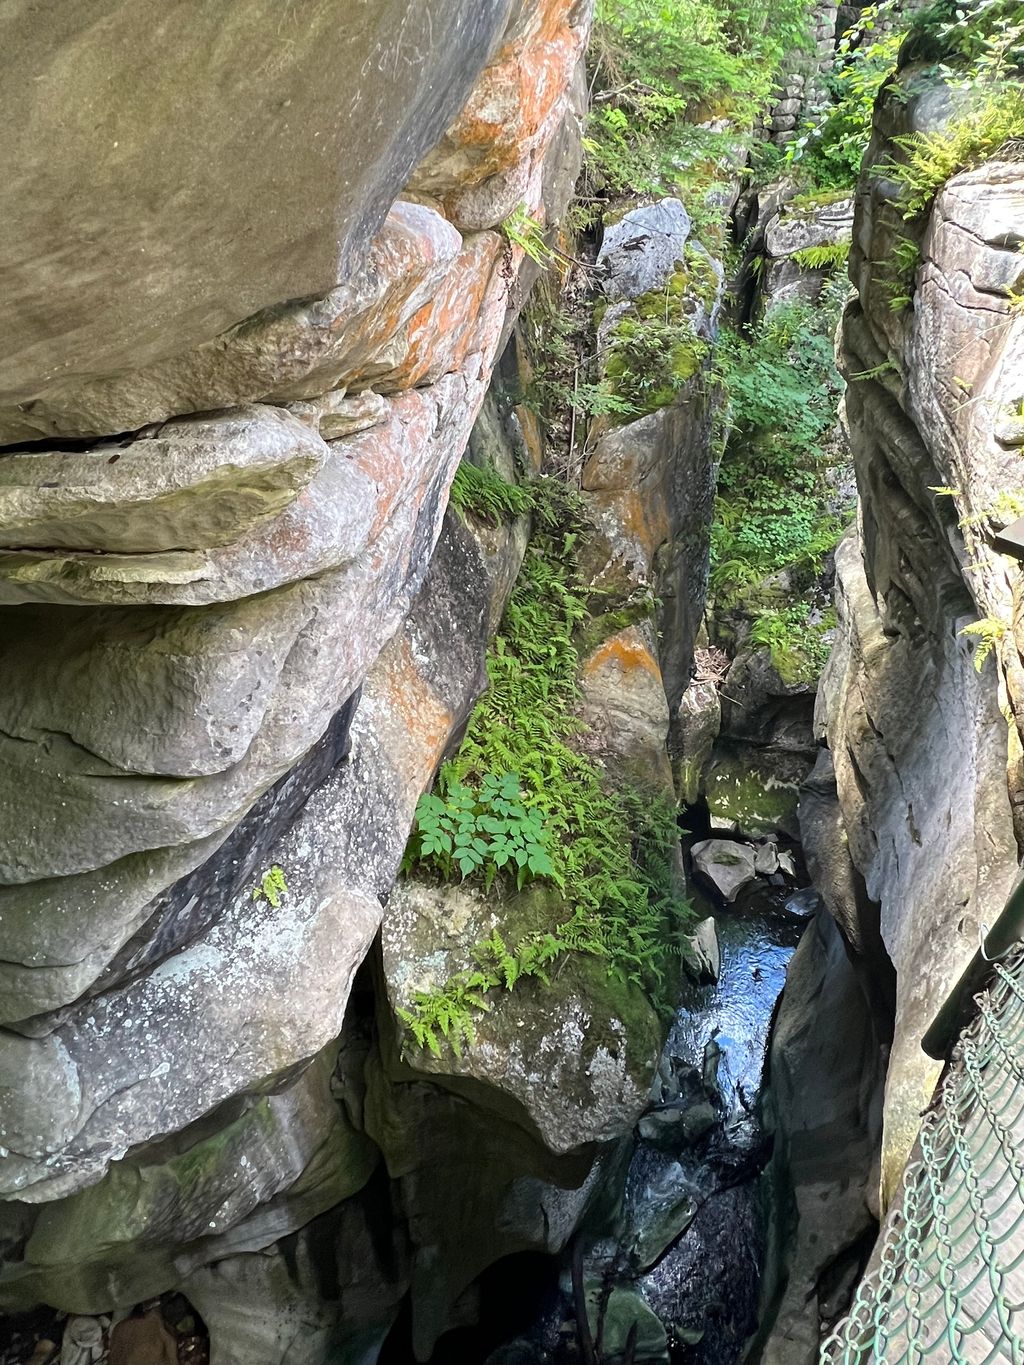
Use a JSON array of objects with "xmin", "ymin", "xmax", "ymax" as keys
[{"xmin": 0, "ymin": 1, "xmax": 626, "ymax": 1356}]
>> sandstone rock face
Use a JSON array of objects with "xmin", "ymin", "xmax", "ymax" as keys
[
  {"xmin": 579, "ymin": 623, "xmax": 674, "ymax": 790},
  {"xmin": 597, "ymin": 199, "xmax": 693, "ymax": 302},
  {"xmin": 0, "ymin": 1, "xmax": 595, "ymax": 1347},
  {"xmin": 0, "ymin": 1, "xmax": 512, "ymax": 422},
  {"xmin": 813, "ymin": 80, "xmax": 1024, "ymax": 1205},
  {"xmin": 581, "ymin": 202, "xmax": 723, "ymax": 716},
  {"xmin": 382, "ymin": 880, "xmax": 658, "ymax": 1155},
  {"xmin": 409, "ymin": 0, "xmax": 591, "ymax": 231},
  {"xmin": 761, "ymin": 194, "xmax": 853, "ymax": 309},
  {"xmin": 364, "ymin": 191, "xmax": 720, "ymax": 1356}
]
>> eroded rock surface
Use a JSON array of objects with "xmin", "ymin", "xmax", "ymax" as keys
[
  {"xmin": 0, "ymin": 3, "xmax": 512, "ymax": 429},
  {"xmin": 0, "ymin": 3, "xmax": 596, "ymax": 1350},
  {"xmin": 811, "ymin": 78, "xmax": 1024, "ymax": 1203}
]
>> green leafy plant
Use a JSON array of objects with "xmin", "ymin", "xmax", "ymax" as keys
[
  {"xmin": 873, "ymin": 1, "xmax": 1024, "ymax": 229},
  {"xmin": 787, "ymin": 5, "xmax": 907, "ymax": 192},
  {"xmin": 885, "ymin": 85, "xmax": 1024, "ymax": 220},
  {"xmin": 400, "ymin": 480, "xmax": 692, "ymax": 1051},
  {"xmin": 959, "ymin": 489, "xmax": 1024, "ymax": 530},
  {"xmin": 396, "ymin": 920, "xmax": 603, "ymax": 1058},
  {"xmin": 790, "ymin": 241, "xmax": 851, "ymax": 271},
  {"xmin": 501, "ymin": 204, "xmax": 557, "ymax": 266},
  {"xmin": 253, "ymin": 866, "xmax": 288, "ymax": 908},
  {"xmin": 711, "ymin": 291, "xmax": 850, "ymax": 603},
  {"xmin": 449, "ymin": 461, "xmax": 536, "ymax": 524},
  {"xmin": 748, "ymin": 603, "xmax": 837, "ymax": 683},
  {"xmin": 403, "ymin": 773, "xmax": 558, "ymax": 891},
  {"xmin": 586, "ymin": 0, "xmax": 811, "ymax": 212},
  {"xmin": 960, "ymin": 617, "xmax": 1008, "ymax": 671}
]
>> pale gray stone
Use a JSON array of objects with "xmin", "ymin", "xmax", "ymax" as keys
[
  {"xmin": 673, "ymin": 678, "xmax": 721, "ymax": 805},
  {"xmin": 0, "ymin": 3, "xmax": 508, "ymax": 426},
  {"xmin": 690, "ymin": 839, "xmax": 758, "ymax": 903},
  {"xmin": 684, "ymin": 916, "xmax": 721, "ymax": 983},
  {"xmin": 0, "ymin": 406, "xmax": 327, "ymax": 553},
  {"xmin": 598, "ymin": 199, "xmax": 692, "ymax": 302}
]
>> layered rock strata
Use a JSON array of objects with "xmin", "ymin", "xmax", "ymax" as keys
[{"xmin": 0, "ymin": 3, "xmax": 596, "ymax": 1352}]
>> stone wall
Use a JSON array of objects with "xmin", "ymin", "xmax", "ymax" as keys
[{"xmin": 766, "ymin": 0, "xmax": 842, "ymax": 145}]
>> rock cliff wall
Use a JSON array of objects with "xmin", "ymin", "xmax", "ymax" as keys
[
  {"xmin": 805, "ymin": 71, "xmax": 1024, "ymax": 1207},
  {"xmin": 0, "ymin": 0, "xmax": 598, "ymax": 1349}
]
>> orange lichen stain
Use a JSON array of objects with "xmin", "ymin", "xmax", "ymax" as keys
[
  {"xmin": 378, "ymin": 635, "xmax": 453, "ymax": 776},
  {"xmin": 582, "ymin": 629, "xmax": 663, "ymax": 684},
  {"xmin": 588, "ymin": 489, "xmax": 670, "ymax": 575},
  {"xmin": 393, "ymin": 234, "xmax": 504, "ymax": 388},
  {"xmin": 347, "ymin": 395, "xmax": 435, "ymax": 541},
  {"xmin": 312, "ymin": 208, "xmax": 464, "ymax": 394},
  {"xmin": 438, "ymin": 0, "xmax": 583, "ymax": 182}
]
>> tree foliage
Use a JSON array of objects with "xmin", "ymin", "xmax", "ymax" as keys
[{"xmin": 587, "ymin": 0, "xmax": 811, "ymax": 202}]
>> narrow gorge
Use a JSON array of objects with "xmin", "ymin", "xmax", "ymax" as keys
[{"xmin": 0, "ymin": 3, "xmax": 1022, "ymax": 1364}]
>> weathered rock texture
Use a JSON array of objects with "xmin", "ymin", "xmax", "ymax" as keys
[
  {"xmin": 808, "ymin": 73, "xmax": 1024, "ymax": 1206},
  {"xmin": 0, "ymin": 2, "xmax": 596, "ymax": 1355},
  {"xmin": 755, "ymin": 910, "xmax": 886, "ymax": 1364}
]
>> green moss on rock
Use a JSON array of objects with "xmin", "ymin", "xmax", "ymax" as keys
[{"xmin": 705, "ymin": 748, "xmax": 810, "ymax": 840}]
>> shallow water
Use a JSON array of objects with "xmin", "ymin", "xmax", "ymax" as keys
[
  {"xmin": 605, "ymin": 881, "xmax": 812, "ymax": 1363},
  {"xmin": 420, "ymin": 872, "xmax": 818, "ymax": 1365},
  {"xmin": 672, "ymin": 885, "xmax": 809, "ymax": 1132}
]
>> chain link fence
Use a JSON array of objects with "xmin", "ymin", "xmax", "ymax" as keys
[{"xmin": 821, "ymin": 942, "xmax": 1024, "ymax": 1363}]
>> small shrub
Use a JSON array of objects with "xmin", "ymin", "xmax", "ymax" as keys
[
  {"xmin": 885, "ymin": 85, "xmax": 1024, "ymax": 220},
  {"xmin": 403, "ymin": 773, "xmax": 558, "ymax": 891},
  {"xmin": 587, "ymin": 0, "xmax": 811, "ymax": 206},
  {"xmin": 787, "ymin": 6, "xmax": 907, "ymax": 193}
]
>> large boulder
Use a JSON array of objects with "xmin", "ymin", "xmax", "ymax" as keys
[
  {"xmin": 0, "ymin": 0, "xmax": 594, "ymax": 1315},
  {"xmin": 690, "ymin": 838, "xmax": 758, "ymax": 903},
  {"xmin": 757, "ymin": 910, "xmax": 887, "ymax": 1363},
  {"xmin": 579, "ymin": 623, "xmax": 674, "ymax": 791},
  {"xmin": 597, "ymin": 199, "xmax": 692, "ymax": 302},
  {"xmin": 0, "ymin": 1, "xmax": 512, "ymax": 431}
]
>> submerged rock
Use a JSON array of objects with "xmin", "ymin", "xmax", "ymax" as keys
[
  {"xmin": 586, "ymin": 1284, "xmax": 670, "ymax": 1364},
  {"xmin": 637, "ymin": 1101, "xmax": 716, "ymax": 1152}
]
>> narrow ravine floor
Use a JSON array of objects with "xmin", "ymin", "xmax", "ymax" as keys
[{"xmin": 403, "ymin": 842, "xmax": 822, "ymax": 1365}]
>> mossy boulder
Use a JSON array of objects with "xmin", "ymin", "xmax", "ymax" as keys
[
  {"xmin": 382, "ymin": 879, "xmax": 662, "ymax": 1153},
  {"xmin": 705, "ymin": 747, "xmax": 811, "ymax": 840}
]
